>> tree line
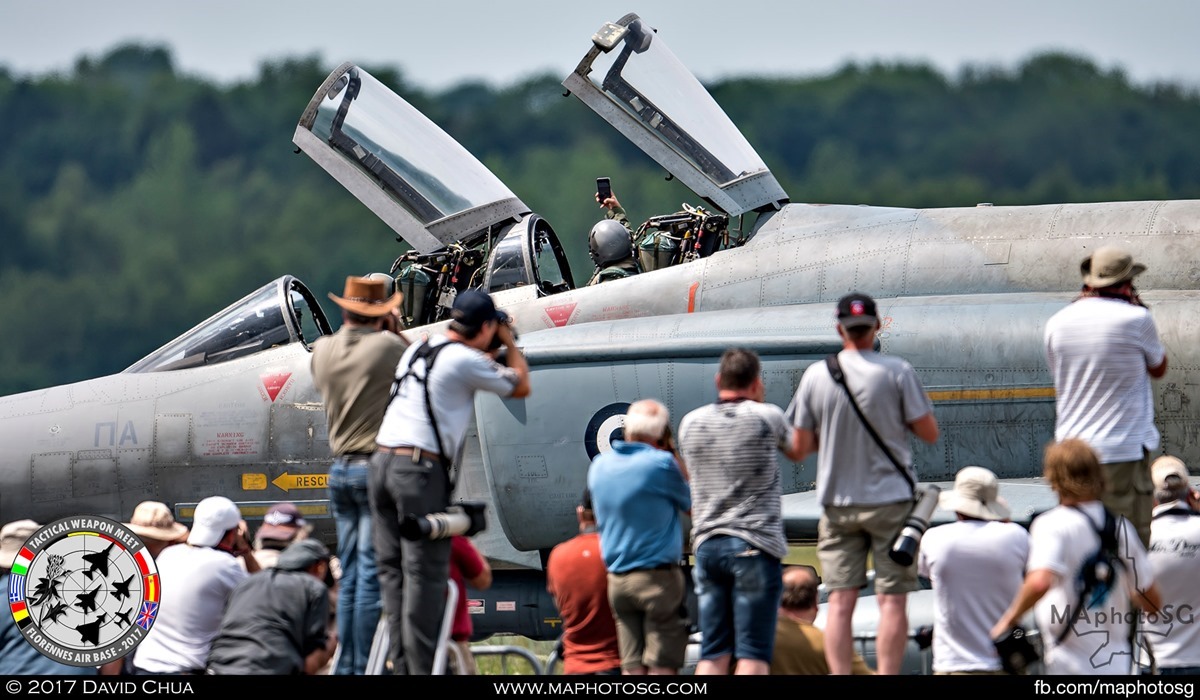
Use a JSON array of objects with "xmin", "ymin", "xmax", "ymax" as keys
[{"xmin": 1, "ymin": 44, "xmax": 1199, "ymax": 395}]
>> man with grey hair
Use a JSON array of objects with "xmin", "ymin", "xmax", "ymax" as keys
[
  {"xmin": 1044, "ymin": 245, "xmax": 1168, "ymax": 546},
  {"xmin": 587, "ymin": 399, "xmax": 691, "ymax": 675},
  {"xmin": 1142, "ymin": 455, "xmax": 1200, "ymax": 674}
]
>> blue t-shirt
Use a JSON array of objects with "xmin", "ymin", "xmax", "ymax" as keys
[{"xmin": 587, "ymin": 441, "xmax": 691, "ymax": 573}]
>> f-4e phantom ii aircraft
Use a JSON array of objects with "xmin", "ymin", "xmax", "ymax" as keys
[{"xmin": 0, "ymin": 12, "xmax": 1196, "ymax": 646}]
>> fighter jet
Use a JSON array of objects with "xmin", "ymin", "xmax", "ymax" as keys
[
  {"xmin": 113, "ymin": 608, "xmax": 133, "ymax": 629},
  {"xmin": 75, "ymin": 613, "xmax": 107, "ymax": 646},
  {"xmin": 74, "ymin": 585, "xmax": 101, "ymax": 615},
  {"xmin": 0, "ymin": 11, "xmax": 1195, "ymax": 650},
  {"xmin": 110, "ymin": 573, "xmax": 134, "ymax": 601},
  {"xmin": 81, "ymin": 542, "xmax": 114, "ymax": 581}
]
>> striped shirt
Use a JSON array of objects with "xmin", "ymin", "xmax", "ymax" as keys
[
  {"xmin": 678, "ymin": 400, "xmax": 791, "ymax": 560},
  {"xmin": 1044, "ymin": 297, "xmax": 1165, "ymax": 462}
]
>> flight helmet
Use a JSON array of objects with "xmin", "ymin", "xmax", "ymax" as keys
[{"xmin": 589, "ymin": 220, "xmax": 634, "ymax": 267}]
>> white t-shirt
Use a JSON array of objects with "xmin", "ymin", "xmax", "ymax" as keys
[
  {"xmin": 1143, "ymin": 501, "xmax": 1200, "ymax": 668},
  {"xmin": 132, "ymin": 544, "xmax": 248, "ymax": 673},
  {"xmin": 376, "ymin": 336, "xmax": 519, "ymax": 458},
  {"xmin": 1029, "ymin": 502, "xmax": 1155, "ymax": 675},
  {"xmin": 1044, "ymin": 297, "xmax": 1165, "ymax": 462},
  {"xmin": 918, "ymin": 519, "xmax": 1030, "ymax": 672}
]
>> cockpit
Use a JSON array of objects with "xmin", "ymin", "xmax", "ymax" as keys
[
  {"xmin": 123, "ymin": 276, "xmax": 331, "ymax": 373},
  {"xmin": 293, "ymin": 64, "xmax": 576, "ymax": 328},
  {"xmin": 287, "ymin": 14, "xmax": 787, "ymax": 327}
]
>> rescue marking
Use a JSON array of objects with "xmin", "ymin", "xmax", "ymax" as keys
[
  {"xmin": 271, "ymin": 472, "xmax": 328, "ymax": 492},
  {"xmin": 544, "ymin": 302, "xmax": 578, "ymax": 328},
  {"xmin": 260, "ymin": 372, "xmax": 292, "ymax": 402}
]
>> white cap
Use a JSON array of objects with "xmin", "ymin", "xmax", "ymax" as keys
[
  {"xmin": 187, "ymin": 496, "xmax": 242, "ymax": 547},
  {"xmin": 1151, "ymin": 455, "xmax": 1189, "ymax": 492}
]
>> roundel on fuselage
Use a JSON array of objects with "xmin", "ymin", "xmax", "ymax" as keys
[{"xmin": 584, "ymin": 402, "xmax": 631, "ymax": 460}]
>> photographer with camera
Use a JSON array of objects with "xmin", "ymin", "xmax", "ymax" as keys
[
  {"xmin": 917, "ymin": 467, "xmax": 1029, "ymax": 674},
  {"xmin": 588, "ymin": 399, "xmax": 691, "ymax": 675},
  {"xmin": 991, "ymin": 439, "xmax": 1160, "ymax": 675},
  {"xmin": 372, "ymin": 289, "xmax": 530, "ymax": 675},
  {"xmin": 678, "ymin": 348, "xmax": 805, "ymax": 675},
  {"xmin": 1143, "ymin": 455, "xmax": 1200, "ymax": 674},
  {"xmin": 785, "ymin": 292, "xmax": 939, "ymax": 675},
  {"xmin": 311, "ymin": 274, "xmax": 406, "ymax": 674}
]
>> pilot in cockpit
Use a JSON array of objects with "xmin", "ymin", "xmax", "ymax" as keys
[{"xmin": 587, "ymin": 189, "xmax": 641, "ymax": 286}]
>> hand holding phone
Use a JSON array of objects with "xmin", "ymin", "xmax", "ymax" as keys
[{"xmin": 596, "ymin": 177, "xmax": 612, "ymax": 204}]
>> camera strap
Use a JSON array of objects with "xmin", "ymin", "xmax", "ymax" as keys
[
  {"xmin": 389, "ymin": 338, "xmax": 459, "ymax": 489},
  {"xmin": 824, "ymin": 353, "xmax": 915, "ymax": 495}
]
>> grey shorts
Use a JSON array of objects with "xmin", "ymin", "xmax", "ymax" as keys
[{"xmin": 817, "ymin": 500, "xmax": 919, "ymax": 595}]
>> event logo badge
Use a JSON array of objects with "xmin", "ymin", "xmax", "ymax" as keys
[{"xmin": 6, "ymin": 516, "xmax": 160, "ymax": 667}]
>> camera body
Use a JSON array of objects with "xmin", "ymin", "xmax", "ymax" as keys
[
  {"xmin": 399, "ymin": 501, "xmax": 488, "ymax": 541},
  {"xmin": 889, "ymin": 484, "xmax": 941, "ymax": 566}
]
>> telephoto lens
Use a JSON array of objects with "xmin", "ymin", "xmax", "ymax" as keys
[
  {"xmin": 398, "ymin": 501, "xmax": 488, "ymax": 540},
  {"xmin": 889, "ymin": 484, "xmax": 941, "ymax": 566}
]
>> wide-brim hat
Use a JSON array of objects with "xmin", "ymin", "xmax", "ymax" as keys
[
  {"xmin": 126, "ymin": 501, "xmax": 189, "ymax": 543},
  {"xmin": 939, "ymin": 466, "xmax": 1011, "ymax": 521},
  {"xmin": 328, "ymin": 275, "xmax": 403, "ymax": 318},
  {"xmin": 1080, "ymin": 246, "xmax": 1146, "ymax": 288},
  {"xmin": 1, "ymin": 519, "xmax": 39, "ymax": 570}
]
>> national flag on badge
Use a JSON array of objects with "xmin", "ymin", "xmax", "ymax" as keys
[
  {"xmin": 136, "ymin": 601, "xmax": 158, "ymax": 630},
  {"xmin": 10, "ymin": 548, "xmax": 33, "ymax": 576},
  {"xmin": 7, "ymin": 573, "xmax": 24, "ymax": 603}
]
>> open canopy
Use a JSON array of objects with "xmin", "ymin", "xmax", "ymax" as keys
[
  {"xmin": 294, "ymin": 63, "xmax": 530, "ymax": 253},
  {"xmin": 563, "ymin": 13, "xmax": 788, "ymax": 216}
]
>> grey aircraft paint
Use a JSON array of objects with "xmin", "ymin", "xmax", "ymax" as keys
[{"xmin": 1, "ymin": 13, "xmax": 1195, "ymax": 655}]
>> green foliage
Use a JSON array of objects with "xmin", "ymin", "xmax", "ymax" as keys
[{"xmin": 2, "ymin": 44, "xmax": 1200, "ymax": 393}]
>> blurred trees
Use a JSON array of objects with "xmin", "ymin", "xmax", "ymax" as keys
[{"xmin": 2, "ymin": 45, "xmax": 1199, "ymax": 393}]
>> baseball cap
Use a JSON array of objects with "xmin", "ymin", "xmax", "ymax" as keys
[
  {"xmin": 1151, "ymin": 455, "xmax": 1190, "ymax": 492},
  {"xmin": 187, "ymin": 496, "xmax": 243, "ymax": 547},
  {"xmin": 256, "ymin": 502, "xmax": 307, "ymax": 542},
  {"xmin": 1, "ymin": 519, "xmax": 39, "ymax": 570},
  {"xmin": 836, "ymin": 292, "xmax": 879, "ymax": 329},
  {"xmin": 451, "ymin": 290, "xmax": 509, "ymax": 327},
  {"xmin": 275, "ymin": 539, "xmax": 331, "ymax": 572}
]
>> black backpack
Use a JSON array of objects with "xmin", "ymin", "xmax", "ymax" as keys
[{"xmin": 1056, "ymin": 505, "xmax": 1124, "ymax": 644}]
